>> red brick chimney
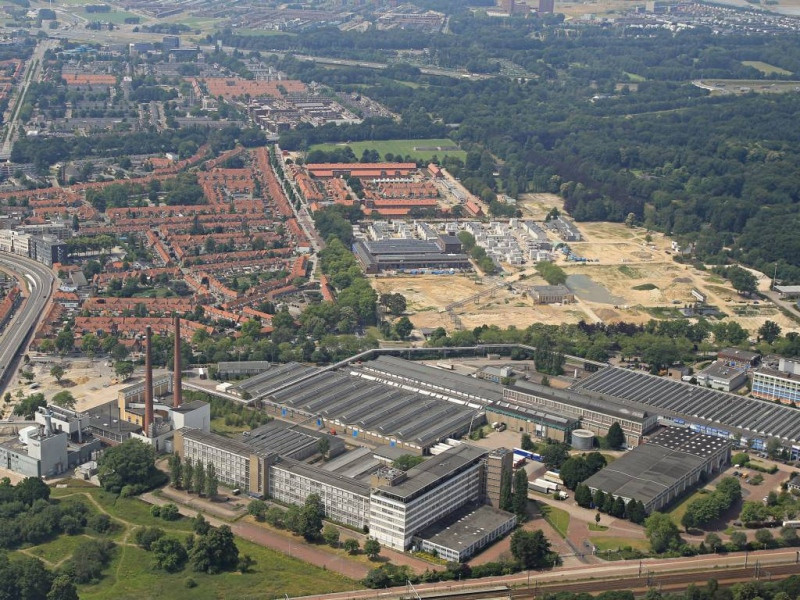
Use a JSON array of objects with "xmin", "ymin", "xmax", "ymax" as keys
[
  {"xmin": 143, "ymin": 326, "xmax": 154, "ymax": 436},
  {"xmin": 173, "ymin": 315, "xmax": 182, "ymax": 408}
]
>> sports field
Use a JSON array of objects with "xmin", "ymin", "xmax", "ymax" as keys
[{"xmin": 309, "ymin": 138, "xmax": 466, "ymax": 162}]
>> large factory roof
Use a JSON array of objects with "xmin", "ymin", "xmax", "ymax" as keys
[
  {"xmin": 267, "ymin": 369, "xmax": 477, "ymax": 448},
  {"xmin": 234, "ymin": 362, "xmax": 318, "ymax": 398},
  {"xmin": 357, "ymin": 355, "xmax": 503, "ymax": 405},
  {"xmin": 181, "ymin": 427, "xmax": 257, "ymax": 458},
  {"xmin": 572, "ymin": 367, "xmax": 800, "ymax": 443},
  {"xmin": 374, "ymin": 444, "xmax": 487, "ymax": 501},
  {"xmin": 583, "ymin": 429, "xmax": 729, "ymax": 506},
  {"xmin": 509, "ymin": 380, "xmax": 650, "ymax": 423},
  {"xmin": 241, "ymin": 420, "xmax": 337, "ymax": 458}
]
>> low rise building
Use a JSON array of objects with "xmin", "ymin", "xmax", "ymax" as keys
[
  {"xmin": 717, "ymin": 347, "xmax": 760, "ymax": 368},
  {"xmin": 583, "ymin": 428, "xmax": 731, "ymax": 512},
  {"xmin": 529, "ymin": 284, "xmax": 574, "ymax": 305},
  {"xmin": 413, "ymin": 504, "xmax": 516, "ymax": 562},
  {"xmin": 695, "ymin": 360, "xmax": 748, "ymax": 392},
  {"xmin": 752, "ymin": 358, "xmax": 800, "ymax": 404}
]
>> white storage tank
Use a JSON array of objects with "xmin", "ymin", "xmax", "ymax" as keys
[{"xmin": 571, "ymin": 429, "xmax": 595, "ymax": 450}]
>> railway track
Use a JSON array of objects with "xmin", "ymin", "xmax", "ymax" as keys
[{"xmin": 405, "ymin": 563, "xmax": 800, "ymax": 600}]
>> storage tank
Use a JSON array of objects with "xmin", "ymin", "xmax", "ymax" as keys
[{"xmin": 571, "ymin": 429, "xmax": 595, "ymax": 450}]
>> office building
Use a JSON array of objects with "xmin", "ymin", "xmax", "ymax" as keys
[
  {"xmin": 695, "ymin": 361, "xmax": 748, "ymax": 392},
  {"xmin": 752, "ymin": 357, "xmax": 800, "ymax": 405},
  {"xmin": 369, "ymin": 444, "xmax": 488, "ymax": 550}
]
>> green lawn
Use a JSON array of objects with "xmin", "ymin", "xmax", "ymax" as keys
[
  {"xmin": 76, "ymin": 8, "xmax": 146, "ymax": 24},
  {"xmin": 741, "ymin": 60, "xmax": 792, "ymax": 76},
  {"xmin": 26, "ymin": 534, "xmax": 88, "ymax": 566},
  {"xmin": 210, "ymin": 416, "xmax": 250, "ymax": 437},
  {"xmin": 539, "ymin": 503, "xmax": 570, "ymax": 539},
  {"xmin": 40, "ymin": 483, "xmax": 357, "ymax": 600},
  {"xmin": 588, "ymin": 522, "xmax": 609, "ymax": 532},
  {"xmin": 590, "ymin": 536, "xmax": 649, "ymax": 552},
  {"xmin": 308, "ymin": 138, "xmax": 466, "ymax": 162}
]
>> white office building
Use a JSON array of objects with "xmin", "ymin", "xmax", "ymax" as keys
[{"xmin": 368, "ymin": 444, "xmax": 488, "ymax": 550}]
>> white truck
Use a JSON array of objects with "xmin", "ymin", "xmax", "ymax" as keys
[{"xmin": 529, "ymin": 478, "xmax": 558, "ymax": 494}]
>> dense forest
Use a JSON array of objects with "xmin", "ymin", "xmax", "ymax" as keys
[{"xmin": 224, "ymin": 16, "xmax": 800, "ymax": 281}]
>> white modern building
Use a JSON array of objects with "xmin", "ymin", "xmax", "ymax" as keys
[
  {"xmin": 752, "ymin": 358, "xmax": 800, "ymax": 405},
  {"xmin": 368, "ymin": 444, "xmax": 488, "ymax": 550}
]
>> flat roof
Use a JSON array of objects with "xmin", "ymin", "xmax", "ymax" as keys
[
  {"xmin": 375, "ymin": 444, "xmax": 487, "ymax": 501},
  {"xmin": 85, "ymin": 401, "xmax": 141, "ymax": 435},
  {"xmin": 718, "ymin": 348, "xmax": 760, "ymax": 361},
  {"xmin": 775, "ymin": 285, "xmax": 800, "ymax": 294},
  {"xmin": 487, "ymin": 399, "xmax": 578, "ymax": 428},
  {"xmin": 699, "ymin": 361, "xmax": 747, "ymax": 381},
  {"xmin": 217, "ymin": 361, "xmax": 272, "ymax": 372},
  {"xmin": 572, "ymin": 366, "xmax": 800, "ymax": 443},
  {"xmin": 180, "ymin": 427, "xmax": 257, "ymax": 458},
  {"xmin": 584, "ymin": 429, "xmax": 730, "ymax": 505},
  {"xmin": 272, "ymin": 456, "xmax": 371, "ymax": 497},
  {"xmin": 172, "ymin": 400, "xmax": 207, "ymax": 414},
  {"xmin": 415, "ymin": 504, "xmax": 516, "ymax": 550}
]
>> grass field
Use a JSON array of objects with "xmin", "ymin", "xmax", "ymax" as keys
[
  {"xmin": 588, "ymin": 523, "xmax": 609, "ymax": 532},
  {"xmin": 742, "ymin": 60, "xmax": 793, "ymax": 75},
  {"xmin": 308, "ymin": 138, "xmax": 466, "ymax": 162},
  {"xmin": 76, "ymin": 8, "xmax": 146, "ymax": 24},
  {"xmin": 539, "ymin": 503, "xmax": 570, "ymax": 539},
  {"xmin": 210, "ymin": 416, "xmax": 250, "ymax": 437},
  {"xmin": 31, "ymin": 483, "xmax": 357, "ymax": 600},
  {"xmin": 590, "ymin": 536, "xmax": 649, "ymax": 552}
]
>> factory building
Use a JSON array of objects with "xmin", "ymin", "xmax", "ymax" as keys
[
  {"xmin": 353, "ymin": 238, "xmax": 471, "ymax": 274},
  {"xmin": 572, "ymin": 366, "xmax": 800, "ymax": 457},
  {"xmin": 583, "ymin": 428, "xmax": 731, "ymax": 512},
  {"xmin": 695, "ymin": 360, "xmax": 748, "ymax": 392},
  {"xmin": 485, "ymin": 399, "xmax": 580, "ymax": 443},
  {"xmin": 216, "ymin": 361, "xmax": 273, "ymax": 379},
  {"xmin": 0, "ymin": 406, "xmax": 101, "ymax": 478},
  {"xmin": 503, "ymin": 381, "xmax": 656, "ymax": 447},
  {"xmin": 87, "ymin": 317, "xmax": 210, "ymax": 449}
]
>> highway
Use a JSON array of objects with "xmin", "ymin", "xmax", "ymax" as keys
[{"xmin": 0, "ymin": 253, "xmax": 55, "ymax": 395}]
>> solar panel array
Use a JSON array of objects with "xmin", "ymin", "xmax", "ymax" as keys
[{"xmin": 573, "ymin": 367, "xmax": 800, "ymax": 443}]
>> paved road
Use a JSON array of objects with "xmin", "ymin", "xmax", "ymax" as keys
[
  {"xmin": 0, "ymin": 253, "xmax": 55, "ymax": 395},
  {"xmin": 0, "ymin": 39, "xmax": 55, "ymax": 161}
]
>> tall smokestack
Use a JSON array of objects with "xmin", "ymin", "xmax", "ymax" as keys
[
  {"xmin": 144, "ymin": 326, "xmax": 154, "ymax": 436},
  {"xmin": 173, "ymin": 315, "xmax": 182, "ymax": 408}
]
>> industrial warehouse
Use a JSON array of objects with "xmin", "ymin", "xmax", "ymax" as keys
[
  {"xmin": 583, "ymin": 428, "xmax": 732, "ymax": 512},
  {"xmin": 571, "ymin": 366, "xmax": 800, "ymax": 457},
  {"xmin": 353, "ymin": 237, "xmax": 471, "ymax": 274}
]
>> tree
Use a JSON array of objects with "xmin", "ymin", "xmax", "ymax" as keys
[
  {"xmin": 317, "ymin": 437, "xmax": 330, "ymax": 460},
  {"xmin": 238, "ymin": 554, "xmax": 256, "ymax": 573},
  {"xmin": 510, "ymin": 529, "xmax": 551, "ymax": 568},
  {"xmin": 55, "ymin": 328, "xmax": 74, "ymax": 355},
  {"xmin": 343, "ymin": 538, "xmax": 360, "ymax": 555},
  {"xmin": 520, "ymin": 433, "xmax": 535, "ymax": 451},
  {"xmin": 193, "ymin": 513, "xmax": 211, "ymax": 536},
  {"xmin": 755, "ymin": 528, "xmax": 775, "ymax": 548},
  {"xmin": 705, "ymin": 532, "xmax": 723, "ymax": 552},
  {"xmin": 13, "ymin": 393, "xmax": 46, "ymax": 418},
  {"xmin": 364, "ymin": 538, "xmax": 381, "ymax": 560},
  {"xmin": 151, "ymin": 536, "xmax": 188, "ymax": 572},
  {"xmin": 204, "ymin": 463, "xmax": 218, "ymax": 499},
  {"xmin": 114, "ymin": 361, "xmax": 134, "ymax": 381},
  {"xmin": 593, "ymin": 489, "xmax": 606, "ymax": 510},
  {"xmin": 575, "ymin": 484, "xmax": 593, "ymax": 508},
  {"xmin": 628, "ymin": 500, "xmax": 647, "ymax": 525},
  {"xmin": 499, "ymin": 469, "xmax": 512, "ymax": 511},
  {"xmin": 606, "ymin": 422, "xmax": 625, "ymax": 450},
  {"xmin": 15, "ymin": 476, "xmax": 50, "ymax": 505},
  {"xmin": 729, "ymin": 530, "xmax": 748, "ymax": 550},
  {"xmin": 513, "ymin": 468, "xmax": 529, "ymax": 520},
  {"xmin": 190, "ymin": 525, "xmax": 239, "ymax": 574},
  {"xmin": 160, "ymin": 503, "xmax": 180, "ymax": 521},
  {"xmin": 644, "ymin": 512, "xmax": 682, "ymax": 554},
  {"xmin": 780, "ymin": 526, "xmax": 798, "ymax": 546},
  {"xmin": 192, "ymin": 459, "xmax": 205, "ymax": 495},
  {"xmin": 541, "ymin": 443, "xmax": 569, "ymax": 470},
  {"xmin": 392, "ymin": 454, "xmax": 425, "ymax": 470},
  {"xmin": 394, "ymin": 316, "xmax": 414, "ymax": 340},
  {"xmin": 247, "ymin": 500, "xmax": 267, "ymax": 521},
  {"xmin": 51, "ymin": 390, "xmax": 76, "ymax": 410},
  {"xmin": 98, "ymin": 439, "xmax": 160, "ymax": 494},
  {"xmin": 727, "ymin": 266, "xmax": 758, "ymax": 296},
  {"xmin": 323, "ymin": 524, "xmax": 340, "ymax": 547},
  {"xmin": 765, "ymin": 437, "xmax": 782, "ymax": 459},
  {"xmin": 81, "ymin": 333, "xmax": 100, "ymax": 359},
  {"xmin": 49, "ymin": 364, "xmax": 66, "ymax": 383},
  {"xmin": 168, "ymin": 454, "xmax": 182, "ymax": 489},
  {"xmin": 559, "ymin": 456, "xmax": 592, "ymax": 490},
  {"xmin": 134, "ymin": 527, "xmax": 165, "ymax": 550},
  {"xmin": 47, "ymin": 575, "xmax": 79, "ymax": 600},
  {"xmin": 183, "ymin": 456, "xmax": 194, "ymax": 492},
  {"xmin": 758, "ymin": 320, "xmax": 781, "ymax": 344},
  {"xmin": 301, "ymin": 493, "xmax": 325, "ymax": 541}
]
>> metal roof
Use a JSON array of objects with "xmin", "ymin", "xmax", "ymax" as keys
[{"xmin": 572, "ymin": 367, "xmax": 800, "ymax": 443}]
